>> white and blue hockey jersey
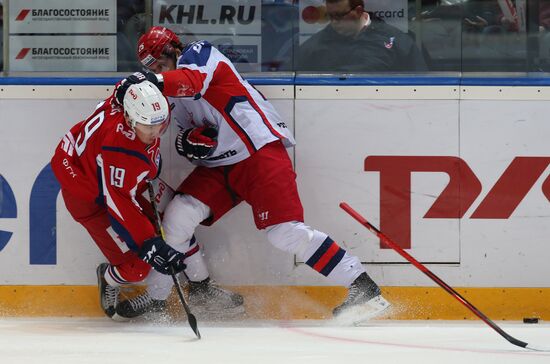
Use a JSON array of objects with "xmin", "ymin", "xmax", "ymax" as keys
[{"xmin": 160, "ymin": 40, "xmax": 295, "ymax": 167}]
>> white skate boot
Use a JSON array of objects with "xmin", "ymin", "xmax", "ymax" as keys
[{"xmin": 333, "ymin": 272, "xmax": 391, "ymax": 325}]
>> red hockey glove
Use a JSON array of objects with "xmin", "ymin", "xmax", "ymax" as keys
[{"xmin": 175, "ymin": 126, "xmax": 218, "ymax": 161}]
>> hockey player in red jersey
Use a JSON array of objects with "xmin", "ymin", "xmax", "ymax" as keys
[
  {"xmin": 114, "ymin": 26, "xmax": 390, "ymax": 323},
  {"xmin": 51, "ymin": 80, "xmax": 186, "ymax": 321}
]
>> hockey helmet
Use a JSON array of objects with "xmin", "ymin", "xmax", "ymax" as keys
[
  {"xmin": 138, "ymin": 26, "xmax": 183, "ymax": 68},
  {"xmin": 123, "ymin": 81, "xmax": 170, "ymax": 131}
]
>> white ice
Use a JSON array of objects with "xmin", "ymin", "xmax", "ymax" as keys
[{"xmin": 1, "ymin": 318, "xmax": 550, "ymax": 363}]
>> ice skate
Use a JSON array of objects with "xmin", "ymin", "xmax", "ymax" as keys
[
  {"xmin": 332, "ymin": 272, "xmax": 391, "ymax": 325},
  {"xmin": 96, "ymin": 263, "xmax": 120, "ymax": 319},
  {"xmin": 188, "ymin": 278, "xmax": 245, "ymax": 318},
  {"xmin": 115, "ymin": 291, "xmax": 167, "ymax": 320}
]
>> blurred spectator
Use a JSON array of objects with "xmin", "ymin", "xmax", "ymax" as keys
[
  {"xmin": 261, "ymin": 1, "xmax": 299, "ymax": 71},
  {"xmin": 461, "ymin": 0, "xmax": 525, "ymax": 72},
  {"xmin": 416, "ymin": 1, "xmax": 512, "ymax": 33},
  {"xmin": 537, "ymin": 0, "xmax": 550, "ymax": 70},
  {"xmin": 296, "ymin": 0, "xmax": 427, "ymax": 72},
  {"xmin": 414, "ymin": 0, "xmax": 528, "ymax": 72},
  {"xmin": 464, "ymin": 2, "xmax": 500, "ymax": 32},
  {"xmin": 463, "ymin": 0, "xmax": 519, "ymax": 34},
  {"xmin": 117, "ymin": 0, "xmax": 145, "ymax": 71},
  {"xmin": 539, "ymin": 0, "xmax": 550, "ymax": 30}
]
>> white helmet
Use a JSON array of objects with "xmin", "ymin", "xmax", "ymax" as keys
[{"xmin": 123, "ymin": 81, "xmax": 169, "ymax": 128}]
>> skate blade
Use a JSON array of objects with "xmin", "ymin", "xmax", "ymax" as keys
[
  {"xmin": 192, "ymin": 304, "xmax": 246, "ymax": 320},
  {"xmin": 110, "ymin": 311, "xmax": 173, "ymax": 324},
  {"xmin": 332, "ymin": 295, "xmax": 391, "ymax": 326},
  {"xmin": 111, "ymin": 313, "xmax": 131, "ymax": 322}
]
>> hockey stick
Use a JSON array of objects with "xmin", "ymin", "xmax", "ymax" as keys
[
  {"xmin": 148, "ymin": 181, "xmax": 201, "ymax": 339},
  {"xmin": 340, "ymin": 202, "xmax": 548, "ymax": 351}
]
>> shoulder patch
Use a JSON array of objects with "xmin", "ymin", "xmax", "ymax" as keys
[{"xmin": 179, "ymin": 40, "xmax": 212, "ymax": 67}]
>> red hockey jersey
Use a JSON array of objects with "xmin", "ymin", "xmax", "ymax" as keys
[{"xmin": 51, "ymin": 97, "xmax": 161, "ymax": 251}]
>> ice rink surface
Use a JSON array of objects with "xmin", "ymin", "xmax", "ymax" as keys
[{"xmin": 2, "ymin": 318, "xmax": 550, "ymax": 363}]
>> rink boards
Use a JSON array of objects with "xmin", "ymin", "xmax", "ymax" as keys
[{"xmin": 0, "ymin": 78, "xmax": 549, "ymax": 319}]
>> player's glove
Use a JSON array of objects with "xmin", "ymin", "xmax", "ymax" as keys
[
  {"xmin": 175, "ymin": 126, "xmax": 218, "ymax": 161},
  {"xmin": 138, "ymin": 236, "xmax": 186, "ymax": 275},
  {"xmin": 114, "ymin": 71, "xmax": 164, "ymax": 106}
]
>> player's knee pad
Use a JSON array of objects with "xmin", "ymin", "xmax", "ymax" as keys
[
  {"xmin": 162, "ymin": 194, "xmax": 210, "ymax": 247},
  {"xmin": 266, "ymin": 221, "xmax": 316, "ymax": 258}
]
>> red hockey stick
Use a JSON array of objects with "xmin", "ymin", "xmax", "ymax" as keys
[{"xmin": 340, "ymin": 202, "xmax": 547, "ymax": 351}]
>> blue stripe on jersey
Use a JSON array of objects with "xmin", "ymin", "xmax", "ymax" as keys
[
  {"xmin": 101, "ymin": 146, "xmax": 150, "ymax": 165},
  {"xmin": 224, "ymin": 95, "xmax": 257, "ymax": 152},
  {"xmin": 179, "ymin": 41, "xmax": 212, "ymax": 68},
  {"xmin": 95, "ymin": 165, "xmax": 105, "ymax": 206},
  {"xmin": 320, "ymin": 248, "xmax": 345, "ymax": 276},
  {"xmin": 189, "ymin": 235, "xmax": 197, "ymax": 247},
  {"xmin": 107, "ymin": 214, "xmax": 139, "ymax": 252}
]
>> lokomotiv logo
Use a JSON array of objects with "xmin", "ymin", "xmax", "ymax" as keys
[{"xmin": 366, "ymin": 156, "xmax": 550, "ymax": 249}]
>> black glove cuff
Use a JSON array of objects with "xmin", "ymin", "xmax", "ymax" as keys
[
  {"xmin": 145, "ymin": 72, "xmax": 164, "ymax": 92},
  {"xmin": 175, "ymin": 129, "xmax": 191, "ymax": 158}
]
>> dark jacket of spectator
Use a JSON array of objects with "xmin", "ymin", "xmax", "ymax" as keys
[{"xmin": 297, "ymin": 15, "xmax": 428, "ymax": 72}]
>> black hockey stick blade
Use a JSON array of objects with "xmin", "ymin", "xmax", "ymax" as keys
[
  {"xmin": 148, "ymin": 181, "xmax": 201, "ymax": 339},
  {"xmin": 171, "ymin": 267, "xmax": 201, "ymax": 340},
  {"xmin": 340, "ymin": 202, "xmax": 549, "ymax": 351}
]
